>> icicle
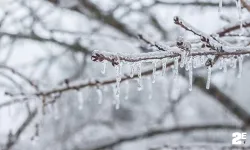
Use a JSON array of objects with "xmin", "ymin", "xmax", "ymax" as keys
[
  {"xmin": 229, "ymin": 57, "xmax": 234, "ymax": 68},
  {"xmin": 101, "ymin": 61, "xmax": 107, "ymax": 74},
  {"xmin": 237, "ymin": 55, "xmax": 243, "ymax": 78},
  {"xmin": 148, "ymin": 77, "xmax": 153, "ymax": 100},
  {"xmin": 130, "ymin": 63, "xmax": 135, "ymax": 78},
  {"xmin": 223, "ymin": 58, "xmax": 227, "ymax": 73},
  {"xmin": 200, "ymin": 55, "xmax": 205, "ymax": 65},
  {"xmin": 185, "ymin": 58, "xmax": 190, "ymax": 71},
  {"xmin": 172, "ymin": 57, "xmax": 180, "ymax": 95},
  {"xmin": 230, "ymin": 56, "xmax": 237, "ymax": 69},
  {"xmin": 119, "ymin": 62, "xmax": 123, "ymax": 75},
  {"xmin": 219, "ymin": 57, "xmax": 223, "ymax": 69},
  {"xmin": 152, "ymin": 61, "xmax": 157, "ymax": 83},
  {"xmin": 206, "ymin": 66, "xmax": 212, "ymax": 89},
  {"xmin": 162, "ymin": 58, "xmax": 167, "ymax": 76},
  {"xmin": 193, "ymin": 56, "xmax": 197, "ymax": 68},
  {"xmin": 188, "ymin": 56, "xmax": 193, "ymax": 91},
  {"xmin": 97, "ymin": 88, "xmax": 103, "ymax": 104},
  {"xmin": 115, "ymin": 98, "xmax": 120, "ymax": 109},
  {"xmin": 124, "ymin": 80, "xmax": 129, "ymax": 100},
  {"xmin": 115, "ymin": 65, "xmax": 121, "ymax": 101},
  {"xmin": 236, "ymin": 0, "xmax": 243, "ymax": 31},
  {"xmin": 232, "ymin": 58, "xmax": 237, "ymax": 69},
  {"xmin": 77, "ymin": 91, "xmax": 84, "ymax": 110},
  {"xmin": 219, "ymin": 0, "xmax": 223, "ymax": 13},
  {"xmin": 137, "ymin": 62, "xmax": 143, "ymax": 91},
  {"xmin": 173, "ymin": 57, "xmax": 179, "ymax": 79},
  {"xmin": 180, "ymin": 51, "xmax": 187, "ymax": 68}
]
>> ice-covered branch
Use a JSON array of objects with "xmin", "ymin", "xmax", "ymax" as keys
[
  {"xmin": 138, "ymin": 34, "xmax": 167, "ymax": 51},
  {"xmin": 174, "ymin": 16, "xmax": 228, "ymax": 49},
  {"xmin": 217, "ymin": 19, "xmax": 250, "ymax": 36},
  {"xmin": 91, "ymin": 49, "xmax": 250, "ymax": 65}
]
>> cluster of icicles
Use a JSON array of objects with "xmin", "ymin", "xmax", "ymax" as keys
[
  {"xmin": 96, "ymin": 52, "xmax": 248, "ymax": 109},
  {"xmin": 75, "ymin": 0, "xmax": 247, "ymax": 110}
]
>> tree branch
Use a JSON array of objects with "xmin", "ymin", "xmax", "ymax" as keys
[
  {"xmin": 76, "ymin": 0, "xmax": 136, "ymax": 38},
  {"xmin": 91, "ymin": 49, "xmax": 250, "ymax": 65},
  {"xmin": 217, "ymin": 19, "xmax": 250, "ymax": 37},
  {"xmin": 0, "ymin": 31, "xmax": 91, "ymax": 54},
  {"xmin": 241, "ymin": 0, "xmax": 250, "ymax": 12},
  {"xmin": 75, "ymin": 124, "xmax": 243, "ymax": 150},
  {"xmin": 4, "ymin": 109, "xmax": 37, "ymax": 150},
  {"xmin": 155, "ymin": 1, "xmax": 236, "ymax": 7},
  {"xmin": 193, "ymin": 76, "xmax": 250, "ymax": 126},
  {"xmin": 150, "ymin": 144, "xmax": 250, "ymax": 150}
]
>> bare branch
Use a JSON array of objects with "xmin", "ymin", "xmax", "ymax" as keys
[
  {"xmin": 155, "ymin": 1, "xmax": 236, "ymax": 8},
  {"xmin": 4, "ymin": 109, "xmax": 37, "ymax": 150},
  {"xmin": 77, "ymin": 0, "xmax": 136, "ymax": 38},
  {"xmin": 0, "ymin": 31, "xmax": 91, "ymax": 54},
  {"xmin": 75, "ymin": 124, "xmax": 243, "ymax": 150},
  {"xmin": 241, "ymin": 0, "xmax": 250, "ymax": 12},
  {"xmin": 193, "ymin": 76, "xmax": 250, "ymax": 126},
  {"xmin": 150, "ymin": 144, "xmax": 250, "ymax": 150},
  {"xmin": 0, "ymin": 65, "xmax": 39, "ymax": 91}
]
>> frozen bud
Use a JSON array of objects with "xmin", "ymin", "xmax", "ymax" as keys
[
  {"xmin": 176, "ymin": 36, "xmax": 184, "ymax": 46},
  {"xmin": 184, "ymin": 42, "xmax": 191, "ymax": 51},
  {"xmin": 173, "ymin": 16, "xmax": 180, "ymax": 24},
  {"xmin": 201, "ymin": 36, "xmax": 209, "ymax": 43},
  {"xmin": 205, "ymin": 58, "xmax": 213, "ymax": 67},
  {"xmin": 177, "ymin": 36, "xmax": 191, "ymax": 51}
]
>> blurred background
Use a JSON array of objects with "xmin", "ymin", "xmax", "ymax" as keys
[{"xmin": 0, "ymin": 0, "xmax": 250, "ymax": 149}]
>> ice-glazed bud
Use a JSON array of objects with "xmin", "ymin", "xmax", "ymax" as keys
[
  {"xmin": 176, "ymin": 36, "xmax": 184, "ymax": 46},
  {"xmin": 184, "ymin": 42, "xmax": 191, "ymax": 51},
  {"xmin": 91, "ymin": 50, "xmax": 105, "ymax": 62},
  {"xmin": 173, "ymin": 16, "xmax": 180, "ymax": 23},
  {"xmin": 205, "ymin": 58, "xmax": 213, "ymax": 67}
]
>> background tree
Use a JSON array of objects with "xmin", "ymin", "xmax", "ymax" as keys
[{"xmin": 0, "ymin": 0, "xmax": 250, "ymax": 150}]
